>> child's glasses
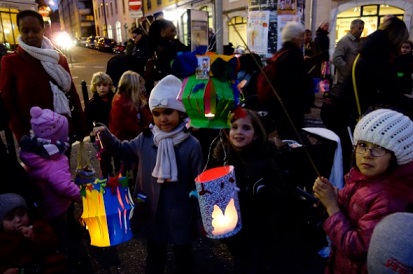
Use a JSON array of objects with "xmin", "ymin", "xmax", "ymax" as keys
[{"xmin": 355, "ymin": 142, "xmax": 389, "ymax": 157}]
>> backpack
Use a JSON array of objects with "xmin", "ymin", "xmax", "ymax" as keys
[{"xmin": 256, "ymin": 50, "xmax": 289, "ymax": 105}]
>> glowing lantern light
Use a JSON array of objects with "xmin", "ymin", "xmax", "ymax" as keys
[
  {"xmin": 179, "ymin": 54, "xmax": 239, "ymax": 129},
  {"xmin": 195, "ymin": 165, "xmax": 242, "ymax": 239},
  {"xmin": 80, "ymin": 174, "xmax": 134, "ymax": 247}
]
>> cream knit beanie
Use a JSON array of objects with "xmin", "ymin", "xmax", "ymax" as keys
[{"xmin": 353, "ymin": 108, "xmax": 413, "ymax": 165}]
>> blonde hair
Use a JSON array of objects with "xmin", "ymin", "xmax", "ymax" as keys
[
  {"xmin": 117, "ymin": 70, "xmax": 147, "ymax": 111},
  {"xmin": 90, "ymin": 72, "xmax": 115, "ymax": 93}
]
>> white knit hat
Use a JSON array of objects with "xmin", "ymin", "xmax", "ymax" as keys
[
  {"xmin": 368, "ymin": 212, "xmax": 413, "ymax": 273},
  {"xmin": 149, "ymin": 75, "xmax": 185, "ymax": 112},
  {"xmin": 353, "ymin": 108, "xmax": 413, "ymax": 165}
]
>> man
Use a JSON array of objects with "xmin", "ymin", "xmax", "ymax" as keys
[
  {"xmin": 332, "ymin": 19, "xmax": 364, "ymax": 87},
  {"xmin": 303, "ymin": 29, "xmax": 320, "ymax": 77}
]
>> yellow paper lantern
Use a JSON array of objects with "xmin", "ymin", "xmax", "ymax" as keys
[{"xmin": 80, "ymin": 175, "xmax": 134, "ymax": 247}]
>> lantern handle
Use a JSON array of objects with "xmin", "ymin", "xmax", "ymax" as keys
[{"xmin": 202, "ymin": 130, "xmax": 229, "ymax": 173}]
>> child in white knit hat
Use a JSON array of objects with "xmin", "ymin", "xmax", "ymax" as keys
[
  {"xmin": 313, "ymin": 108, "xmax": 413, "ymax": 274},
  {"xmin": 94, "ymin": 74, "xmax": 204, "ymax": 273}
]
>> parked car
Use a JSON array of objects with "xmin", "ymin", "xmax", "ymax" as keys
[
  {"xmin": 76, "ymin": 37, "xmax": 88, "ymax": 47},
  {"xmin": 96, "ymin": 37, "xmax": 116, "ymax": 52},
  {"xmin": 85, "ymin": 36, "xmax": 96, "ymax": 49},
  {"xmin": 93, "ymin": 36, "xmax": 101, "ymax": 49},
  {"xmin": 113, "ymin": 42, "xmax": 126, "ymax": 54}
]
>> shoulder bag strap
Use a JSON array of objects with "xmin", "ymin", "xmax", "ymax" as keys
[{"xmin": 351, "ymin": 53, "xmax": 362, "ymax": 121}]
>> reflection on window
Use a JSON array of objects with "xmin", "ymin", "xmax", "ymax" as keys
[{"xmin": 335, "ymin": 4, "xmax": 404, "ymax": 44}]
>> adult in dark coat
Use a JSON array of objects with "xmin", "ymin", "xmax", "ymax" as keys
[
  {"xmin": 106, "ymin": 54, "xmax": 142, "ymax": 88},
  {"xmin": 258, "ymin": 21, "xmax": 314, "ymax": 140},
  {"xmin": 314, "ymin": 21, "xmax": 330, "ymax": 78},
  {"xmin": 146, "ymin": 19, "xmax": 189, "ymax": 91},
  {"xmin": 321, "ymin": 16, "xmax": 410, "ymax": 175}
]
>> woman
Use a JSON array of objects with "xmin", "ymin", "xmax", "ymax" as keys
[
  {"xmin": 145, "ymin": 19, "xmax": 189, "ymax": 91},
  {"xmin": 257, "ymin": 21, "xmax": 314, "ymax": 139},
  {"xmin": 0, "ymin": 10, "xmax": 87, "ymax": 144}
]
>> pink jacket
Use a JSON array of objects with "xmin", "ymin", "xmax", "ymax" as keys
[
  {"xmin": 323, "ymin": 161, "xmax": 413, "ymax": 274},
  {"xmin": 20, "ymin": 151, "xmax": 81, "ymax": 219}
]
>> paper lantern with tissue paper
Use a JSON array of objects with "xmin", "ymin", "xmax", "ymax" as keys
[
  {"xmin": 179, "ymin": 54, "xmax": 240, "ymax": 129},
  {"xmin": 80, "ymin": 174, "xmax": 134, "ymax": 247},
  {"xmin": 195, "ymin": 165, "xmax": 242, "ymax": 239}
]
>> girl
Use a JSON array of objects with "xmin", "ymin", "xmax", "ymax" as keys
[
  {"xmin": 85, "ymin": 71, "xmax": 115, "ymax": 177},
  {"xmin": 210, "ymin": 108, "xmax": 288, "ymax": 273},
  {"xmin": 94, "ymin": 75, "xmax": 204, "ymax": 274},
  {"xmin": 19, "ymin": 107, "xmax": 82, "ymax": 262},
  {"xmin": 109, "ymin": 70, "xmax": 152, "ymax": 174},
  {"xmin": 313, "ymin": 108, "xmax": 413, "ymax": 274}
]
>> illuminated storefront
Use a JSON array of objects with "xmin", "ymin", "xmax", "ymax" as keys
[
  {"xmin": 335, "ymin": 4, "xmax": 404, "ymax": 45},
  {"xmin": 0, "ymin": 0, "xmax": 37, "ymax": 47}
]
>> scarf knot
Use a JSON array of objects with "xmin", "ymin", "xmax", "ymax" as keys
[{"xmin": 152, "ymin": 123, "xmax": 190, "ymax": 183}]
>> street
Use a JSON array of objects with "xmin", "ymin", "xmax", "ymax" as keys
[
  {"xmin": 66, "ymin": 46, "xmax": 238, "ymax": 274},
  {"xmin": 66, "ymin": 46, "xmax": 325, "ymax": 274},
  {"xmin": 67, "ymin": 45, "xmax": 114, "ymax": 106}
]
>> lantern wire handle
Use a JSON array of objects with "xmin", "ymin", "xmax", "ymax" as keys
[
  {"xmin": 202, "ymin": 130, "xmax": 229, "ymax": 173},
  {"xmin": 225, "ymin": 13, "xmax": 321, "ymax": 179}
]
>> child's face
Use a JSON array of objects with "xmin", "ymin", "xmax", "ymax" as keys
[
  {"xmin": 2, "ymin": 207, "xmax": 29, "ymax": 233},
  {"xmin": 401, "ymin": 43, "xmax": 412, "ymax": 55},
  {"xmin": 229, "ymin": 116, "xmax": 255, "ymax": 150},
  {"xmin": 95, "ymin": 82, "xmax": 110, "ymax": 97},
  {"xmin": 355, "ymin": 141, "xmax": 392, "ymax": 178},
  {"xmin": 152, "ymin": 108, "xmax": 181, "ymax": 132}
]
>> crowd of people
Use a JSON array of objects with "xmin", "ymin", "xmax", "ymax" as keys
[{"xmin": 1, "ymin": 8, "xmax": 413, "ymax": 274}]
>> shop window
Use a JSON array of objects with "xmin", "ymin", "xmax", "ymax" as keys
[
  {"xmin": 228, "ymin": 16, "xmax": 247, "ymax": 50},
  {"xmin": 200, "ymin": 6, "xmax": 213, "ymax": 31},
  {"xmin": 336, "ymin": 4, "xmax": 404, "ymax": 44}
]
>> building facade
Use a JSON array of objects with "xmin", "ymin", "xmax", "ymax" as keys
[
  {"xmin": 0, "ymin": 0, "xmax": 37, "ymax": 46},
  {"xmin": 59, "ymin": 0, "xmax": 95, "ymax": 38}
]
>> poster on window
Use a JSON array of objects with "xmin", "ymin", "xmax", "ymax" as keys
[
  {"xmin": 189, "ymin": 9, "xmax": 209, "ymax": 52},
  {"xmin": 247, "ymin": 11, "xmax": 270, "ymax": 54},
  {"xmin": 277, "ymin": 14, "xmax": 300, "ymax": 50},
  {"xmin": 278, "ymin": 0, "xmax": 296, "ymax": 15}
]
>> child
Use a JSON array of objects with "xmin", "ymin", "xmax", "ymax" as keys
[
  {"xmin": 85, "ymin": 71, "xmax": 116, "ymax": 177},
  {"xmin": 367, "ymin": 212, "xmax": 413, "ymax": 274},
  {"xmin": 313, "ymin": 108, "xmax": 413, "ymax": 274},
  {"xmin": 395, "ymin": 40, "xmax": 413, "ymax": 96},
  {"xmin": 210, "ymin": 108, "xmax": 288, "ymax": 273},
  {"xmin": 109, "ymin": 70, "xmax": 152, "ymax": 174},
  {"xmin": 0, "ymin": 193, "xmax": 67, "ymax": 274},
  {"xmin": 19, "ymin": 107, "xmax": 82, "ymax": 257},
  {"xmin": 94, "ymin": 74, "xmax": 204, "ymax": 273}
]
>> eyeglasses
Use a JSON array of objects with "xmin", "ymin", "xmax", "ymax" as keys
[{"xmin": 355, "ymin": 142, "xmax": 389, "ymax": 157}]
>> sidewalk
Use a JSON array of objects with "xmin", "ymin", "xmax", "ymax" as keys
[{"xmin": 69, "ymin": 94, "xmax": 326, "ymax": 273}]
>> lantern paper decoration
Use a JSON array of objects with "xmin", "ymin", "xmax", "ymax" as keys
[
  {"xmin": 179, "ymin": 54, "xmax": 240, "ymax": 129},
  {"xmin": 80, "ymin": 174, "xmax": 134, "ymax": 247},
  {"xmin": 194, "ymin": 165, "xmax": 242, "ymax": 239}
]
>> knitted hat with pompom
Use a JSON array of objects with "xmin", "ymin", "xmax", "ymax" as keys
[{"xmin": 30, "ymin": 106, "xmax": 69, "ymax": 144}]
